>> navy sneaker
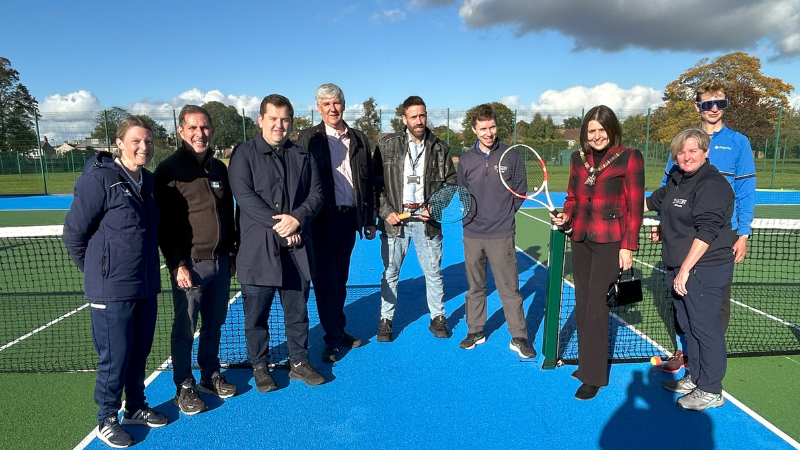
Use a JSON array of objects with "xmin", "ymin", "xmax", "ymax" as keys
[
  {"xmin": 121, "ymin": 404, "xmax": 168, "ymax": 427},
  {"xmin": 98, "ymin": 416, "xmax": 133, "ymax": 448}
]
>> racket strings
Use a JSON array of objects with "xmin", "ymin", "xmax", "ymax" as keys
[{"xmin": 427, "ymin": 185, "xmax": 470, "ymax": 222}]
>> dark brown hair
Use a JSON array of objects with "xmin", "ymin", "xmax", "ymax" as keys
[{"xmin": 579, "ymin": 105, "xmax": 622, "ymax": 152}]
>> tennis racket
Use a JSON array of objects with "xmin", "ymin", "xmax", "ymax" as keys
[
  {"xmin": 397, "ymin": 184, "xmax": 471, "ymax": 224},
  {"xmin": 498, "ymin": 144, "xmax": 559, "ymax": 215}
]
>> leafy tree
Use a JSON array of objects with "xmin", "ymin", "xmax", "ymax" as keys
[
  {"xmin": 293, "ymin": 116, "xmax": 312, "ymax": 132},
  {"xmin": 432, "ymin": 125, "xmax": 464, "ymax": 156},
  {"xmin": 515, "ymin": 120, "xmax": 529, "ymax": 138},
  {"xmin": 621, "ymin": 114, "xmax": 648, "ymax": 143},
  {"xmin": 563, "ymin": 116, "xmax": 583, "ymax": 129},
  {"xmin": 461, "ymin": 102, "xmax": 515, "ymax": 145},
  {"xmin": 0, "ymin": 57, "xmax": 39, "ymax": 151},
  {"xmin": 90, "ymin": 107, "xmax": 130, "ymax": 141},
  {"xmin": 389, "ymin": 103, "xmax": 404, "ymax": 132},
  {"xmin": 134, "ymin": 114, "xmax": 168, "ymax": 141},
  {"xmin": 354, "ymin": 97, "xmax": 381, "ymax": 143},
  {"xmin": 654, "ymin": 52, "xmax": 793, "ymax": 142},
  {"xmin": 201, "ymin": 101, "xmax": 256, "ymax": 149}
]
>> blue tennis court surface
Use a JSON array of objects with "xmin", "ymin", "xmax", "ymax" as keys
[{"xmin": 75, "ymin": 221, "xmax": 796, "ymax": 450}]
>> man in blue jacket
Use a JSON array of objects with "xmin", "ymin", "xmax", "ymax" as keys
[
  {"xmin": 229, "ymin": 94, "xmax": 325, "ymax": 391},
  {"xmin": 659, "ymin": 79, "xmax": 756, "ymax": 373}
]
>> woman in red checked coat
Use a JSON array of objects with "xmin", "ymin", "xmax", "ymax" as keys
[{"xmin": 551, "ymin": 105, "xmax": 644, "ymax": 400}]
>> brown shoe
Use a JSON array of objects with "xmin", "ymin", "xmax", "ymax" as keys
[{"xmin": 661, "ymin": 350, "xmax": 688, "ymax": 373}]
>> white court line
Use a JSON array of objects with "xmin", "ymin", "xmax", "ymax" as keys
[
  {"xmin": 0, "ymin": 265, "xmax": 169, "ymax": 353},
  {"xmin": 73, "ymin": 290, "xmax": 243, "ymax": 450},
  {"xmin": 515, "ymin": 212, "xmax": 800, "ymax": 450},
  {"xmin": 0, "ymin": 303, "xmax": 89, "ymax": 352}
]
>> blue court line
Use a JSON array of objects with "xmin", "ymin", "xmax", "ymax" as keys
[{"xmin": 75, "ymin": 221, "xmax": 797, "ymax": 450}]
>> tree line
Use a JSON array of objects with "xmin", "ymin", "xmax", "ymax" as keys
[{"xmin": 2, "ymin": 52, "xmax": 799, "ymax": 159}]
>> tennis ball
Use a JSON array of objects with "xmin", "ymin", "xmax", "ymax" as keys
[{"xmin": 650, "ymin": 356, "xmax": 662, "ymax": 366}]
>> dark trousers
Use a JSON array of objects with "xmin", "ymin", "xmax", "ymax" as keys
[
  {"xmin": 170, "ymin": 254, "xmax": 231, "ymax": 388},
  {"xmin": 675, "ymin": 230, "xmax": 737, "ymax": 335},
  {"xmin": 311, "ymin": 210, "xmax": 357, "ymax": 346},
  {"xmin": 571, "ymin": 239, "xmax": 621, "ymax": 387},
  {"xmin": 90, "ymin": 296, "xmax": 157, "ymax": 424},
  {"xmin": 242, "ymin": 249, "xmax": 310, "ymax": 366},
  {"xmin": 463, "ymin": 236, "xmax": 528, "ymax": 339},
  {"xmin": 667, "ymin": 262, "xmax": 733, "ymax": 394}
]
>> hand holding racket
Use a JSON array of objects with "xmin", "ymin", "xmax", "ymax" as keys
[
  {"xmin": 498, "ymin": 144, "xmax": 559, "ymax": 214},
  {"xmin": 397, "ymin": 184, "xmax": 471, "ymax": 224}
]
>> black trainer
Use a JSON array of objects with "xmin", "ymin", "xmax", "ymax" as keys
[
  {"xmin": 121, "ymin": 403, "xmax": 168, "ymax": 427},
  {"xmin": 253, "ymin": 366, "xmax": 278, "ymax": 393},
  {"xmin": 377, "ymin": 318, "xmax": 393, "ymax": 342},
  {"xmin": 197, "ymin": 373, "xmax": 238, "ymax": 398},
  {"xmin": 173, "ymin": 382, "xmax": 206, "ymax": 415},
  {"xmin": 98, "ymin": 416, "xmax": 134, "ymax": 448},
  {"xmin": 509, "ymin": 337, "xmax": 537, "ymax": 358},
  {"xmin": 341, "ymin": 333, "xmax": 364, "ymax": 348},
  {"xmin": 429, "ymin": 315, "xmax": 449, "ymax": 338},
  {"xmin": 459, "ymin": 332, "xmax": 486, "ymax": 350},
  {"xmin": 289, "ymin": 361, "xmax": 326, "ymax": 386},
  {"xmin": 322, "ymin": 344, "xmax": 342, "ymax": 363}
]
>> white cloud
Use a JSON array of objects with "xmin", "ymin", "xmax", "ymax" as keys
[
  {"xmin": 790, "ymin": 94, "xmax": 800, "ymax": 108},
  {"xmin": 458, "ymin": 0, "xmax": 800, "ymax": 60},
  {"xmin": 372, "ymin": 9, "xmax": 407, "ymax": 22},
  {"xmin": 524, "ymin": 83, "xmax": 664, "ymax": 115},
  {"xmin": 39, "ymin": 90, "xmax": 101, "ymax": 113},
  {"xmin": 128, "ymin": 88, "xmax": 262, "ymax": 114}
]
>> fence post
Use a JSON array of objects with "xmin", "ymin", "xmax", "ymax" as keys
[
  {"xmin": 644, "ymin": 108, "xmax": 651, "ymax": 188},
  {"xmin": 33, "ymin": 108, "xmax": 48, "ymax": 195},
  {"xmin": 17, "ymin": 151, "xmax": 22, "ymax": 180},
  {"xmin": 782, "ymin": 137, "xmax": 787, "ymax": 173},
  {"xmin": 241, "ymin": 109, "xmax": 247, "ymax": 144},
  {"xmin": 770, "ymin": 107, "xmax": 782, "ymax": 189},
  {"xmin": 71, "ymin": 151, "xmax": 77, "ymax": 182},
  {"xmin": 513, "ymin": 110, "xmax": 517, "ymax": 144},
  {"xmin": 379, "ymin": 109, "xmax": 382, "ymax": 140},
  {"xmin": 103, "ymin": 110, "xmax": 111, "ymax": 155},
  {"xmin": 446, "ymin": 108, "xmax": 450, "ymax": 146},
  {"xmin": 172, "ymin": 109, "xmax": 179, "ymax": 150}
]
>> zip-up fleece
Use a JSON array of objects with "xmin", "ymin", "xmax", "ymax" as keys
[
  {"xmin": 63, "ymin": 152, "xmax": 161, "ymax": 302},
  {"xmin": 153, "ymin": 142, "xmax": 237, "ymax": 270},
  {"xmin": 457, "ymin": 140, "xmax": 523, "ymax": 239},
  {"xmin": 647, "ymin": 160, "xmax": 734, "ymax": 269}
]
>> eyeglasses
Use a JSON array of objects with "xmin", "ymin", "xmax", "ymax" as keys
[{"xmin": 697, "ymin": 99, "xmax": 728, "ymax": 111}]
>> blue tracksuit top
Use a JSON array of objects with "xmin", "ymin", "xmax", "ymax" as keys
[{"xmin": 661, "ymin": 125, "xmax": 755, "ymax": 235}]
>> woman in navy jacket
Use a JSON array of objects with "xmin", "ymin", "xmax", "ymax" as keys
[
  {"xmin": 63, "ymin": 116, "xmax": 167, "ymax": 448},
  {"xmin": 645, "ymin": 128, "xmax": 734, "ymax": 411},
  {"xmin": 551, "ymin": 105, "xmax": 645, "ymax": 400}
]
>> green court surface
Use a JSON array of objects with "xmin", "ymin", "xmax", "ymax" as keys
[{"xmin": 0, "ymin": 210, "xmax": 67, "ymax": 227}]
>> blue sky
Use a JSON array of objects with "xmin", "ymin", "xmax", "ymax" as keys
[{"xmin": 3, "ymin": 0, "xmax": 800, "ymax": 125}]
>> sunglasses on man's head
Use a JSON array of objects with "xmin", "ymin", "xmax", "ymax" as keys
[{"xmin": 697, "ymin": 99, "xmax": 728, "ymax": 111}]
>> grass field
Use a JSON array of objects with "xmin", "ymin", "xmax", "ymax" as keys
[{"xmin": 2, "ymin": 156, "xmax": 800, "ymax": 195}]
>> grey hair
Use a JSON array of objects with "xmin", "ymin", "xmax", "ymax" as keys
[{"xmin": 315, "ymin": 83, "xmax": 346, "ymax": 109}]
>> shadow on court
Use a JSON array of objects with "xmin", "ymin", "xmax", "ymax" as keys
[{"xmin": 599, "ymin": 368, "xmax": 715, "ymax": 450}]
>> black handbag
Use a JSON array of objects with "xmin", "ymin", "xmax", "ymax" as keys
[{"xmin": 606, "ymin": 268, "xmax": 643, "ymax": 307}]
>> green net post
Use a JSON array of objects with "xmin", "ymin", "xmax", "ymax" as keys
[{"xmin": 541, "ymin": 224, "xmax": 566, "ymax": 369}]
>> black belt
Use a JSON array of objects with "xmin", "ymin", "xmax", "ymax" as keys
[{"xmin": 332, "ymin": 205, "xmax": 355, "ymax": 212}]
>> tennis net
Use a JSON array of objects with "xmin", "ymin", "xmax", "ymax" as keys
[
  {"xmin": 0, "ymin": 225, "xmax": 288, "ymax": 373},
  {"xmin": 552, "ymin": 218, "xmax": 800, "ymax": 364}
]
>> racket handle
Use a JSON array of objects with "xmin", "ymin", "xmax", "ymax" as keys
[{"xmin": 397, "ymin": 211, "xmax": 411, "ymax": 220}]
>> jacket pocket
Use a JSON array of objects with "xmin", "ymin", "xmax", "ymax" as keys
[
  {"xmin": 601, "ymin": 208, "xmax": 624, "ymax": 220},
  {"xmin": 102, "ymin": 241, "xmax": 110, "ymax": 278}
]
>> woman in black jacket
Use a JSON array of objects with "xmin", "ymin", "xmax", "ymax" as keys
[
  {"xmin": 63, "ymin": 116, "xmax": 167, "ymax": 448},
  {"xmin": 645, "ymin": 128, "xmax": 734, "ymax": 411}
]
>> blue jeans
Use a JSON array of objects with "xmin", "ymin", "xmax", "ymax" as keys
[{"xmin": 380, "ymin": 220, "xmax": 445, "ymax": 320}]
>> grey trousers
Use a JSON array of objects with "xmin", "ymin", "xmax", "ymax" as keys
[{"xmin": 462, "ymin": 236, "xmax": 528, "ymax": 340}]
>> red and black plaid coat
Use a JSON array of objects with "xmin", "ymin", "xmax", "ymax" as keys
[{"xmin": 562, "ymin": 146, "xmax": 645, "ymax": 250}]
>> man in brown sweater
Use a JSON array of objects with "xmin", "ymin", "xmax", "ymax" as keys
[{"xmin": 153, "ymin": 105, "xmax": 238, "ymax": 415}]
